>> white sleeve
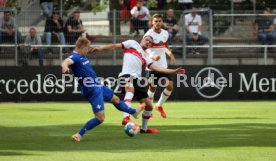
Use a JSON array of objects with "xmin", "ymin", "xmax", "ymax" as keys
[
  {"xmin": 122, "ymin": 40, "xmax": 130, "ymax": 49},
  {"xmin": 145, "ymin": 53, "xmax": 153, "ymax": 67},
  {"xmin": 198, "ymin": 15, "xmax": 202, "ymax": 26},
  {"xmin": 122, "ymin": 40, "xmax": 136, "ymax": 49},
  {"xmin": 145, "ymin": 7, "xmax": 150, "ymax": 15},
  {"xmin": 130, "ymin": 7, "xmax": 137, "ymax": 15},
  {"xmin": 146, "ymin": 48, "xmax": 154, "ymax": 58}
]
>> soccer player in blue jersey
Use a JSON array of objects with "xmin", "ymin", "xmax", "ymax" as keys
[{"xmin": 61, "ymin": 37, "xmax": 144, "ymax": 142}]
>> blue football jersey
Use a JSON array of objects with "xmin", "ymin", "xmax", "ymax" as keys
[{"xmin": 68, "ymin": 51, "xmax": 101, "ymax": 95}]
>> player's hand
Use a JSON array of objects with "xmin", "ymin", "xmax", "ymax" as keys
[
  {"xmin": 53, "ymin": 19, "xmax": 59, "ymax": 24},
  {"xmin": 91, "ymin": 47, "xmax": 101, "ymax": 52},
  {"xmin": 62, "ymin": 66, "xmax": 70, "ymax": 74},
  {"xmin": 88, "ymin": 47, "xmax": 94, "ymax": 53},
  {"xmin": 169, "ymin": 54, "xmax": 176, "ymax": 65},
  {"xmin": 174, "ymin": 67, "xmax": 185, "ymax": 74},
  {"xmin": 152, "ymin": 55, "xmax": 160, "ymax": 61}
]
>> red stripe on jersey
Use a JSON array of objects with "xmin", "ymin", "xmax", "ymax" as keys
[
  {"xmin": 124, "ymin": 99, "xmax": 132, "ymax": 102},
  {"xmin": 124, "ymin": 48, "xmax": 146, "ymax": 68},
  {"xmin": 151, "ymin": 40, "xmax": 169, "ymax": 48},
  {"xmin": 138, "ymin": 14, "xmax": 147, "ymax": 19}
]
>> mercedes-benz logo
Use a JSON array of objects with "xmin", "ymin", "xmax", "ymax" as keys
[{"xmin": 195, "ymin": 67, "xmax": 225, "ymax": 99}]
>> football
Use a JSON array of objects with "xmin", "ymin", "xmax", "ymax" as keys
[{"xmin": 124, "ymin": 122, "xmax": 140, "ymax": 137}]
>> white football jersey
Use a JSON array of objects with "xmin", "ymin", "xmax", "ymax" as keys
[
  {"xmin": 119, "ymin": 40, "xmax": 153, "ymax": 78},
  {"xmin": 144, "ymin": 28, "xmax": 169, "ymax": 70},
  {"xmin": 130, "ymin": 6, "xmax": 150, "ymax": 21}
]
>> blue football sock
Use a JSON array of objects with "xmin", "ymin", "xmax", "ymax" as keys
[
  {"xmin": 78, "ymin": 117, "xmax": 102, "ymax": 136},
  {"xmin": 114, "ymin": 101, "xmax": 136, "ymax": 114}
]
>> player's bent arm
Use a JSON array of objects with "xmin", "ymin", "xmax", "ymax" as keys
[
  {"xmin": 165, "ymin": 47, "xmax": 176, "ymax": 65},
  {"xmin": 61, "ymin": 58, "xmax": 73, "ymax": 73},
  {"xmin": 92, "ymin": 43, "xmax": 122, "ymax": 52},
  {"xmin": 149, "ymin": 64, "xmax": 185, "ymax": 74},
  {"xmin": 164, "ymin": 47, "xmax": 173, "ymax": 56}
]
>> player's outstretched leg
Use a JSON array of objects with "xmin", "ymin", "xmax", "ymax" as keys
[
  {"xmin": 140, "ymin": 98, "xmax": 159, "ymax": 134},
  {"xmin": 155, "ymin": 80, "xmax": 173, "ymax": 118},
  {"xmin": 72, "ymin": 111, "xmax": 104, "ymax": 142},
  {"xmin": 111, "ymin": 95, "xmax": 144, "ymax": 119}
]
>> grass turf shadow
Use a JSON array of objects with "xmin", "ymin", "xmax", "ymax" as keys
[{"xmin": 0, "ymin": 123, "xmax": 276, "ymax": 152}]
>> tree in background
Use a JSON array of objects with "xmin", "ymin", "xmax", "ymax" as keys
[
  {"xmin": 3, "ymin": 0, "xmax": 21, "ymax": 12},
  {"xmin": 62, "ymin": 0, "xmax": 109, "ymax": 13}
]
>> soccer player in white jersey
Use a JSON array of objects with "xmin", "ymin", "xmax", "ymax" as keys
[
  {"xmin": 144, "ymin": 14, "xmax": 177, "ymax": 118},
  {"xmin": 92, "ymin": 36, "xmax": 185, "ymax": 133}
]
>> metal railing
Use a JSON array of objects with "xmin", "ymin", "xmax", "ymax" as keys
[
  {"xmin": 180, "ymin": 11, "xmax": 276, "ymax": 65},
  {"xmin": 0, "ymin": 9, "xmax": 276, "ymax": 66}
]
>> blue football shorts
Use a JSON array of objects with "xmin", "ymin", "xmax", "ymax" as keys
[{"xmin": 85, "ymin": 85, "xmax": 114, "ymax": 113}]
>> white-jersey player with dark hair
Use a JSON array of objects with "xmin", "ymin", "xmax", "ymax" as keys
[
  {"xmin": 144, "ymin": 13, "xmax": 177, "ymax": 118},
  {"xmin": 92, "ymin": 36, "xmax": 185, "ymax": 133}
]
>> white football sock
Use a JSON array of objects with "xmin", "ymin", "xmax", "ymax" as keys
[
  {"xmin": 156, "ymin": 88, "xmax": 172, "ymax": 107},
  {"xmin": 123, "ymin": 92, "xmax": 134, "ymax": 118},
  {"xmin": 147, "ymin": 90, "xmax": 155, "ymax": 103},
  {"xmin": 141, "ymin": 110, "xmax": 152, "ymax": 131}
]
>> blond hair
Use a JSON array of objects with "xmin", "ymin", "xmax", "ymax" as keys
[
  {"xmin": 76, "ymin": 37, "xmax": 90, "ymax": 48},
  {"xmin": 152, "ymin": 14, "xmax": 163, "ymax": 20}
]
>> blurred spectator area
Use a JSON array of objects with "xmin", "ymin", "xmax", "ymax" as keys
[{"xmin": 1, "ymin": 7, "xmax": 276, "ymax": 66}]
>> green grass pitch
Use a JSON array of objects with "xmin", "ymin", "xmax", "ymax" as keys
[{"xmin": 0, "ymin": 101, "xmax": 276, "ymax": 161}]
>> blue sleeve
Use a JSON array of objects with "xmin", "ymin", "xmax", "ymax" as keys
[{"xmin": 68, "ymin": 54, "xmax": 80, "ymax": 64}]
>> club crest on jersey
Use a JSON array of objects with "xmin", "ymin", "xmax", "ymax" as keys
[
  {"xmin": 159, "ymin": 41, "xmax": 163, "ymax": 45},
  {"xmin": 82, "ymin": 60, "xmax": 90, "ymax": 65},
  {"xmin": 97, "ymin": 104, "xmax": 101, "ymax": 109}
]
